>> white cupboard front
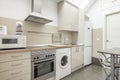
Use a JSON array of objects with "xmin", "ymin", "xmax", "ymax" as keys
[
  {"xmin": 58, "ymin": 0, "xmax": 79, "ymax": 31},
  {"xmin": 0, "ymin": 52, "xmax": 31, "ymax": 80},
  {"xmin": 71, "ymin": 46, "xmax": 84, "ymax": 72}
]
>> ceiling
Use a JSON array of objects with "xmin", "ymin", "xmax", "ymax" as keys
[
  {"xmin": 53, "ymin": 0, "xmax": 96, "ymax": 10},
  {"xmin": 67, "ymin": 0, "xmax": 93, "ymax": 9}
]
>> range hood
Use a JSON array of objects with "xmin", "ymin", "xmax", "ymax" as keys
[{"xmin": 25, "ymin": 0, "xmax": 53, "ymax": 24}]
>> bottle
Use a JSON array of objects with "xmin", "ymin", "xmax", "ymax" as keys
[{"xmin": 15, "ymin": 22, "xmax": 23, "ymax": 35}]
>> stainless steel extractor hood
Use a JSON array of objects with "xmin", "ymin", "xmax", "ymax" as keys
[{"xmin": 25, "ymin": 0, "xmax": 53, "ymax": 24}]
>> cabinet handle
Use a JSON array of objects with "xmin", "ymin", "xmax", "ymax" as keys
[
  {"xmin": 11, "ymin": 63, "xmax": 22, "ymax": 67},
  {"xmin": 11, "ymin": 71, "xmax": 22, "ymax": 75},
  {"xmin": 11, "ymin": 55, "xmax": 23, "ymax": 58}
]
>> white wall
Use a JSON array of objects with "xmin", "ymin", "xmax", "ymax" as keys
[
  {"xmin": 0, "ymin": 0, "xmax": 58, "ymax": 26},
  {"xmin": 87, "ymin": 0, "xmax": 120, "ymax": 49},
  {"xmin": 42, "ymin": 0, "xmax": 58, "ymax": 26},
  {"xmin": 86, "ymin": 0, "xmax": 120, "ymax": 29},
  {"xmin": 0, "ymin": 0, "xmax": 31, "ymax": 20},
  {"xmin": 86, "ymin": 0, "xmax": 104, "ymax": 29}
]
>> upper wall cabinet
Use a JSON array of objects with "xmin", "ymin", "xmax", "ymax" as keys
[{"xmin": 58, "ymin": 0, "xmax": 79, "ymax": 31}]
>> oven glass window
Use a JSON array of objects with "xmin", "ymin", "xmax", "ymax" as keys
[
  {"xmin": 34, "ymin": 60, "xmax": 54, "ymax": 78},
  {"xmin": 2, "ymin": 39, "xmax": 17, "ymax": 44}
]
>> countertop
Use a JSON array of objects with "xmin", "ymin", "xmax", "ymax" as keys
[
  {"xmin": 0, "ymin": 44, "xmax": 84, "ymax": 54},
  {"xmin": 98, "ymin": 48, "xmax": 120, "ymax": 55}
]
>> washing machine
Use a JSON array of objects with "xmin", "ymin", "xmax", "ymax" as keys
[{"xmin": 56, "ymin": 48, "xmax": 71, "ymax": 80}]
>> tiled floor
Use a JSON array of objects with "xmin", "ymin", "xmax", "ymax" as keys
[{"xmin": 61, "ymin": 64, "xmax": 106, "ymax": 80}]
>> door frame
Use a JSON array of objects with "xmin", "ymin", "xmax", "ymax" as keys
[{"xmin": 103, "ymin": 7, "xmax": 120, "ymax": 49}]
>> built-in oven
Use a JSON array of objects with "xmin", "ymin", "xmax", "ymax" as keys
[{"xmin": 31, "ymin": 48, "xmax": 55, "ymax": 80}]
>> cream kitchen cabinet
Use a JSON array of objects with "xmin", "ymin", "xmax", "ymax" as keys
[
  {"xmin": 58, "ymin": 0, "xmax": 79, "ymax": 31},
  {"xmin": 71, "ymin": 46, "xmax": 84, "ymax": 72},
  {"xmin": 0, "ymin": 52, "xmax": 31, "ymax": 80}
]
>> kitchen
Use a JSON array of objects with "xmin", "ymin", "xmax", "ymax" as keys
[{"xmin": 0, "ymin": 0, "xmax": 120, "ymax": 80}]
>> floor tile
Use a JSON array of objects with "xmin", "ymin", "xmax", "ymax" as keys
[{"xmin": 61, "ymin": 65, "xmax": 106, "ymax": 80}]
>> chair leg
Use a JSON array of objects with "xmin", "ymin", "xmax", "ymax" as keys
[
  {"xmin": 114, "ymin": 69, "xmax": 119, "ymax": 80},
  {"xmin": 105, "ymin": 73, "xmax": 111, "ymax": 80},
  {"xmin": 105, "ymin": 70, "xmax": 119, "ymax": 80},
  {"xmin": 116, "ymin": 69, "xmax": 119, "ymax": 80}
]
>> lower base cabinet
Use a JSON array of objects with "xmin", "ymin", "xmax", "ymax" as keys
[
  {"xmin": 71, "ymin": 46, "xmax": 84, "ymax": 72},
  {"xmin": 0, "ymin": 52, "xmax": 31, "ymax": 80}
]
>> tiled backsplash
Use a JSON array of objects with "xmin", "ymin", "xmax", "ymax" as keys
[{"xmin": 0, "ymin": 17, "xmax": 72, "ymax": 45}]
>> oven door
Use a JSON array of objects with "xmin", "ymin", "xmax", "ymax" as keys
[{"xmin": 32, "ymin": 59, "xmax": 55, "ymax": 80}]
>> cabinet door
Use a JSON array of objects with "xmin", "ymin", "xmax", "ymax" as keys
[
  {"xmin": 0, "ymin": 65, "xmax": 30, "ymax": 80},
  {"xmin": 71, "ymin": 47, "xmax": 78, "ymax": 69},
  {"xmin": 77, "ymin": 47, "xmax": 83, "ymax": 66},
  {"xmin": 5, "ymin": 74, "xmax": 31, "ymax": 80},
  {"xmin": 58, "ymin": 1, "xmax": 79, "ymax": 31},
  {"xmin": 71, "ymin": 46, "xmax": 83, "ymax": 71},
  {"xmin": 0, "ymin": 52, "xmax": 30, "ymax": 63},
  {"xmin": 0, "ymin": 59, "xmax": 30, "ymax": 72}
]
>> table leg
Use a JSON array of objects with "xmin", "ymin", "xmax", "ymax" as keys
[
  {"xmin": 116, "ymin": 55, "xmax": 119, "ymax": 80},
  {"xmin": 111, "ymin": 55, "xmax": 115, "ymax": 80},
  {"xmin": 116, "ymin": 69, "xmax": 119, "ymax": 80}
]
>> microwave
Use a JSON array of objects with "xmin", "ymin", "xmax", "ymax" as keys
[{"xmin": 0, "ymin": 35, "xmax": 26, "ymax": 49}]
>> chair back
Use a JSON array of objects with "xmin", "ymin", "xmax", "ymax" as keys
[{"xmin": 98, "ymin": 53, "xmax": 111, "ymax": 68}]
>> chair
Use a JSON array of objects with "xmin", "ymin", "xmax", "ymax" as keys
[{"xmin": 98, "ymin": 52, "xmax": 120, "ymax": 80}]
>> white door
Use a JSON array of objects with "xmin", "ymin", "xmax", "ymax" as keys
[{"xmin": 106, "ymin": 12, "xmax": 120, "ymax": 49}]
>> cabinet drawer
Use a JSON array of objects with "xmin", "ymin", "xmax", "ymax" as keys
[
  {"xmin": 0, "ymin": 52, "xmax": 30, "ymax": 63},
  {"xmin": 0, "ymin": 59, "xmax": 30, "ymax": 72},
  {"xmin": 6, "ymin": 74, "xmax": 31, "ymax": 80},
  {"xmin": 47, "ymin": 77, "xmax": 55, "ymax": 80},
  {"xmin": 0, "ymin": 66, "xmax": 30, "ymax": 80}
]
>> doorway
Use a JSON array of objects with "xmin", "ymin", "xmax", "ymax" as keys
[{"xmin": 106, "ymin": 12, "xmax": 120, "ymax": 49}]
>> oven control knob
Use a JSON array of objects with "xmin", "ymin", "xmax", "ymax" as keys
[
  {"xmin": 48, "ymin": 55, "xmax": 50, "ymax": 57},
  {"xmin": 34, "ymin": 57, "xmax": 36, "ymax": 60},
  {"xmin": 49, "ymin": 55, "xmax": 51, "ymax": 57},
  {"xmin": 53, "ymin": 54, "xmax": 54, "ymax": 56},
  {"xmin": 37, "ymin": 57, "xmax": 39, "ymax": 59}
]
